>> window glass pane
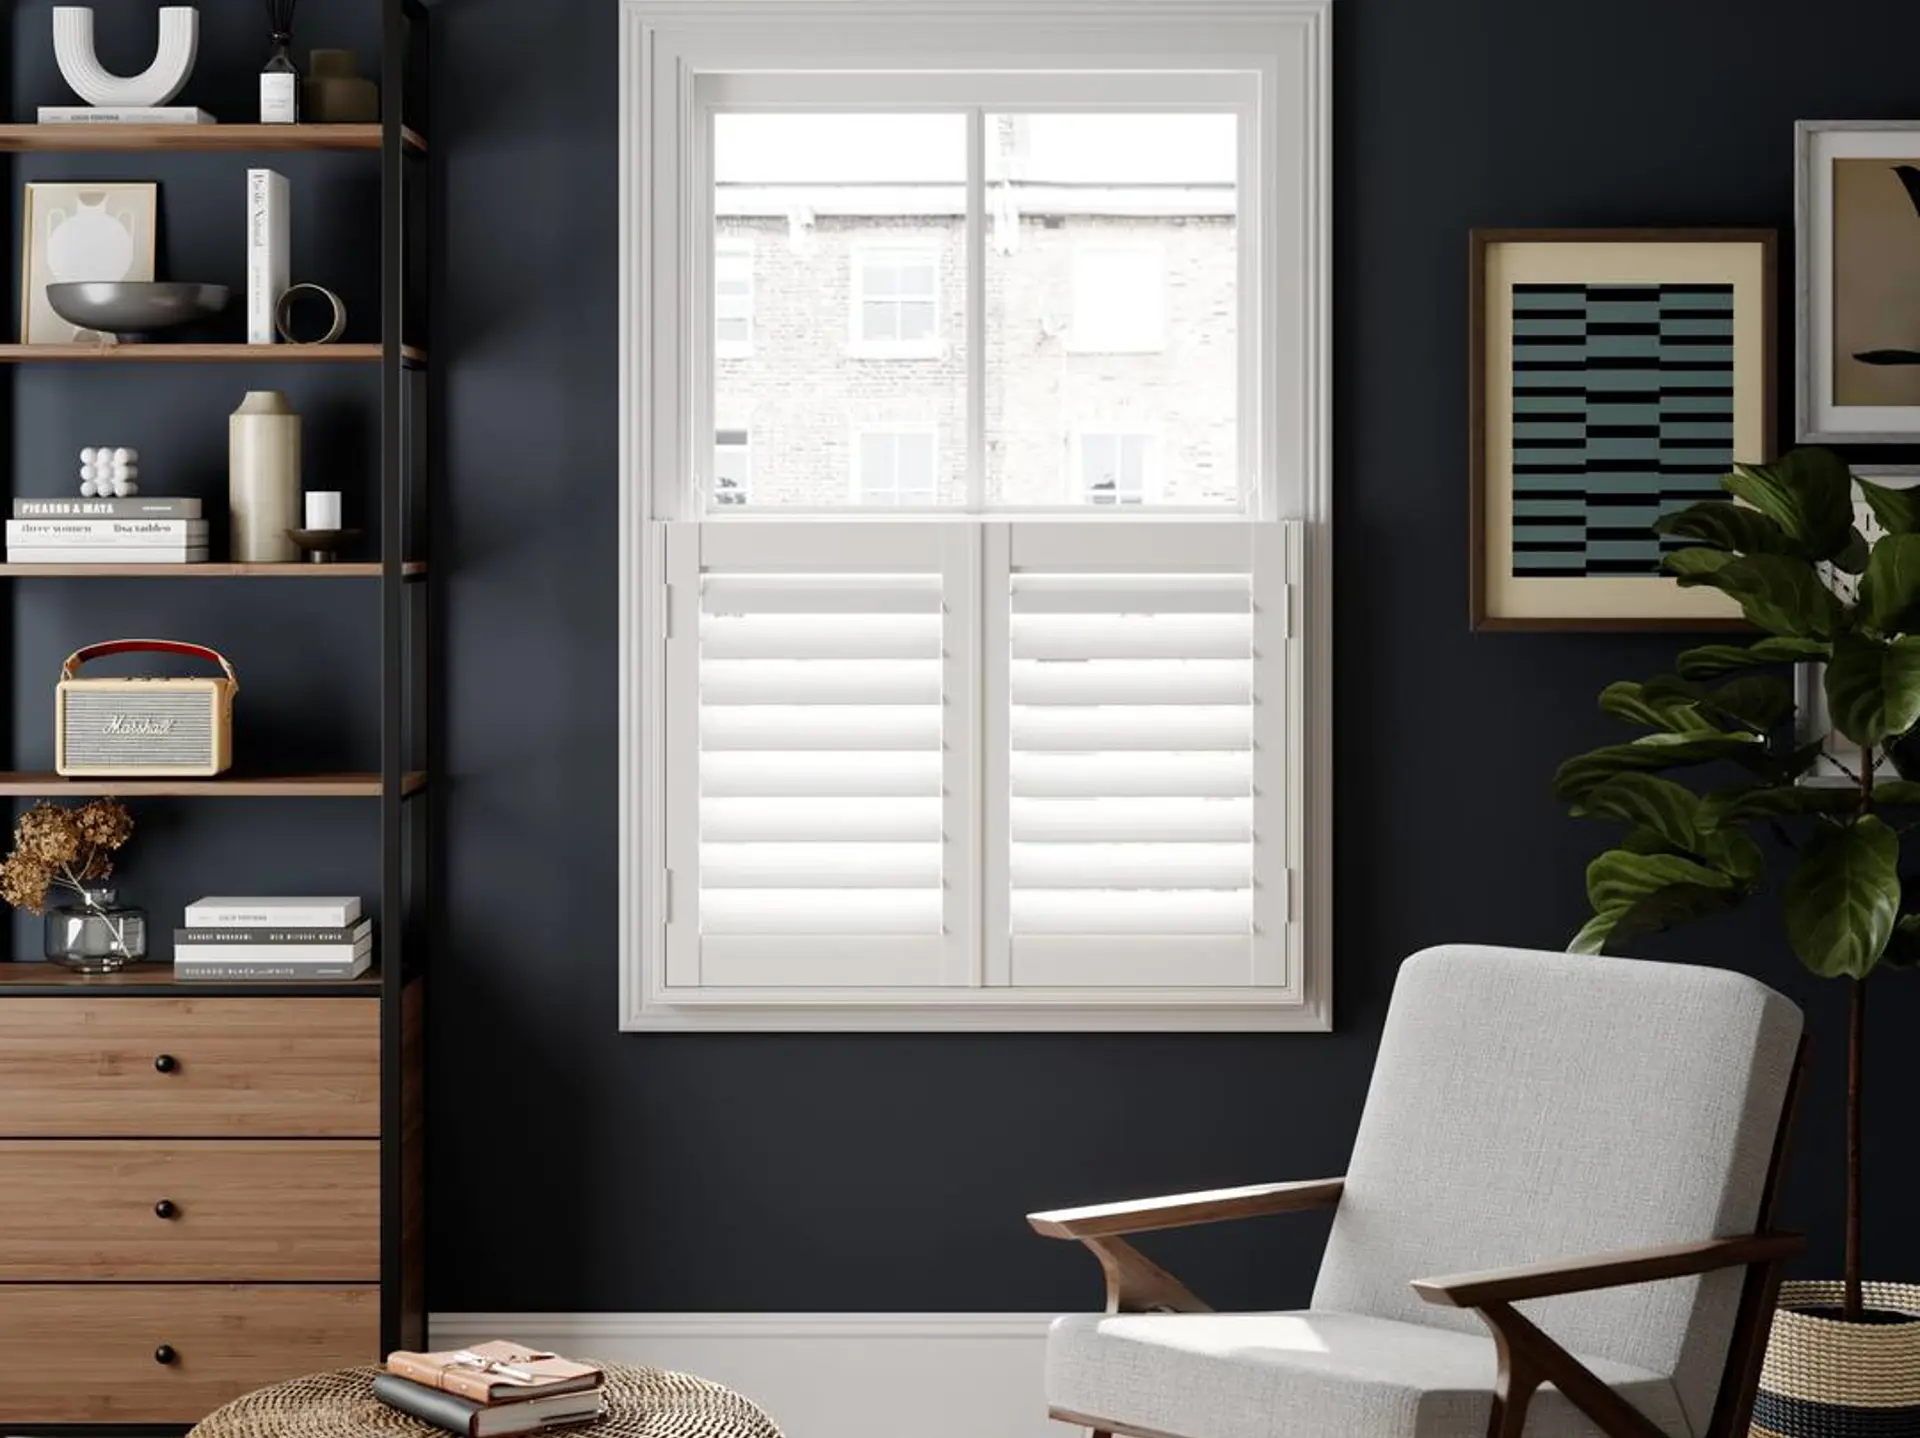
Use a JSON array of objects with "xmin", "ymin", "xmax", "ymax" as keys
[
  {"xmin": 986, "ymin": 114, "xmax": 1238, "ymax": 508},
  {"xmin": 714, "ymin": 113, "xmax": 968, "ymax": 509}
]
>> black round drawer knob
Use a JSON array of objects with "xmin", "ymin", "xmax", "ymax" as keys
[
  {"xmin": 153, "ymin": 1054, "xmax": 179, "ymax": 1074},
  {"xmin": 154, "ymin": 1345, "xmax": 177, "ymax": 1366},
  {"xmin": 154, "ymin": 1199, "xmax": 178, "ymax": 1220}
]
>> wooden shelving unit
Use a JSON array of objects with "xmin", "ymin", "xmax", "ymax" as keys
[
  {"xmin": 0, "ymin": 560, "xmax": 426, "ymax": 578},
  {"xmin": 0, "ymin": 343, "xmax": 426, "ymax": 364},
  {"xmin": 0, "ymin": 1, "xmax": 434, "ymax": 1424},
  {"xmin": 0, "ymin": 772, "xmax": 427, "ymax": 798},
  {"xmin": 0, "ymin": 122, "xmax": 426, "ymax": 154}
]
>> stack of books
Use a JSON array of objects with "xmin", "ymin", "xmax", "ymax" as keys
[
  {"xmin": 376, "ymin": 1343, "xmax": 606, "ymax": 1437},
  {"xmin": 174, "ymin": 896, "xmax": 372, "ymax": 982},
  {"xmin": 8, "ymin": 497, "xmax": 207, "ymax": 565}
]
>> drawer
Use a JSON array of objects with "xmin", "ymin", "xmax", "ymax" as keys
[
  {"xmin": 0, "ymin": 997, "xmax": 379, "ymax": 1137},
  {"xmin": 0, "ymin": 1284, "xmax": 378, "ymax": 1424},
  {"xmin": 0, "ymin": 1140, "xmax": 379, "ymax": 1280}
]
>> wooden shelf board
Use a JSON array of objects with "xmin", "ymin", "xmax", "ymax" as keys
[
  {"xmin": 0, "ymin": 961, "xmax": 383, "ymax": 997},
  {"xmin": 0, "ymin": 772, "xmax": 427, "ymax": 798},
  {"xmin": 0, "ymin": 123, "xmax": 426, "ymax": 154},
  {"xmin": 0, "ymin": 561, "xmax": 426, "ymax": 579},
  {"xmin": 0, "ymin": 343, "xmax": 425, "ymax": 365}
]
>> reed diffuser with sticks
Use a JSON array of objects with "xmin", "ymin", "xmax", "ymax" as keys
[{"xmin": 260, "ymin": 0, "xmax": 301, "ymax": 123}]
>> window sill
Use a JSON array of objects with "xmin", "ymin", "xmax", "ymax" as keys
[{"xmin": 622, "ymin": 994, "xmax": 1332, "ymax": 1033}]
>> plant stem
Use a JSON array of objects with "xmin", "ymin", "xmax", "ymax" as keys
[{"xmin": 1846, "ymin": 976, "xmax": 1865, "ymax": 1321}]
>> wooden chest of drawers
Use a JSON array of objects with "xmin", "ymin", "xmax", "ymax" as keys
[{"xmin": 0, "ymin": 974, "xmax": 423, "ymax": 1430}]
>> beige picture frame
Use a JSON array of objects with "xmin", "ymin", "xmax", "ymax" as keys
[
  {"xmin": 19, "ymin": 181, "xmax": 158, "ymax": 344},
  {"xmin": 1470, "ymin": 229, "xmax": 1775, "ymax": 632}
]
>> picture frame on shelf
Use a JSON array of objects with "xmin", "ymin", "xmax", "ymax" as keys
[
  {"xmin": 1470, "ymin": 227, "xmax": 1775, "ymax": 632},
  {"xmin": 19, "ymin": 181, "xmax": 157, "ymax": 344},
  {"xmin": 1797, "ymin": 120, "xmax": 1920, "ymax": 442}
]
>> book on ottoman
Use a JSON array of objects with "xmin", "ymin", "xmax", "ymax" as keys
[{"xmin": 371, "ymin": 1376, "xmax": 604, "ymax": 1437}]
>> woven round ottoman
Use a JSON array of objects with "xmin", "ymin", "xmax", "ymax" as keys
[{"xmin": 189, "ymin": 1365, "xmax": 783, "ymax": 1438}]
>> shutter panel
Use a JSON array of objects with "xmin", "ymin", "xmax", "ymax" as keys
[
  {"xmin": 665, "ymin": 522, "xmax": 976, "ymax": 989},
  {"xmin": 990, "ymin": 521, "xmax": 1296, "ymax": 990}
]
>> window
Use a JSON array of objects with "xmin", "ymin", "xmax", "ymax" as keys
[
  {"xmin": 715, "ymin": 242, "xmax": 754, "ymax": 357},
  {"xmin": 853, "ymin": 427, "xmax": 939, "ymax": 506},
  {"xmin": 624, "ymin": 0, "xmax": 1331, "ymax": 1031},
  {"xmin": 851, "ymin": 244, "xmax": 941, "ymax": 357},
  {"xmin": 1070, "ymin": 244, "xmax": 1166, "ymax": 354},
  {"xmin": 1076, "ymin": 432, "xmax": 1154, "ymax": 506},
  {"xmin": 714, "ymin": 430, "xmax": 751, "ymax": 507}
]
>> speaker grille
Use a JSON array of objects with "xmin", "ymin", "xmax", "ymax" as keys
[{"xmin": 62, "ymin": 691, "xmax": 215, "ymax": 769}]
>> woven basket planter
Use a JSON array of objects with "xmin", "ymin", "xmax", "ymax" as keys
[{"xmin": 1752, "ymin": 1280, "xmax": 1920, "ymax": 1437}]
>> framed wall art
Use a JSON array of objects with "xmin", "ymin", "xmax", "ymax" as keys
[
  {"xmin": 19, "ymin": 181, "xmax": 157, "ymax": 344},
  {"xmin": 1797, "ymin": 120, "xmax": 1920, "ymax": 441},
  {"xmin": 1470, "ymin": 228, "xmax": 1775, "ymax": 631}
]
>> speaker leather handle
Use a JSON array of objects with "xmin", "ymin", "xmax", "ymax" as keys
[{"xmin": 61, "ymin": 640, "xmax": 238, "ymax": 692}]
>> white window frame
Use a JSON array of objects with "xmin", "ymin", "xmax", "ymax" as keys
[
  {"xmin": 713, "ymin": 428, "xmax": 752, "ymax": 506},
  {"xmin": 848, "ymin": 240, "xmax": 944, "ymax": 359},
  {"xmin": 1068, "ymin": 241, "xmax": 1168, "ymax": 355},
  {"xmin": 714, "ymin": 238, "xmax": 755, "ymax": 358},
  {"xmin": 850, "ymin": 422, "xmax": 942, "ymax": 506},
  {"xmin": 620, "ymin": 0, "xmax": 1332, "ymax": 1031},
  {"xmin": 1071, "ymin": 427, "xmax": 1159, "ymax": 506}
]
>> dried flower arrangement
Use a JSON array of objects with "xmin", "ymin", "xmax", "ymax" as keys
[{"xmin": 0, "ymin": 799, "xmax": 135, "ymax": 915}]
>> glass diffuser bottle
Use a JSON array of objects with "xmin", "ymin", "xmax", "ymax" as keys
[{"xmin": 261, "ymin": 1, "xmax": 301, "ymax": 123}]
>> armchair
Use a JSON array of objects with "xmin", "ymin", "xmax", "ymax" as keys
[{"xmin": 1029, "ymin": 945, "xmax": 1806, "ymax": 1438}]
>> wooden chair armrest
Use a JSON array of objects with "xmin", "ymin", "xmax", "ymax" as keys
[
  {"xmin": 1411, "ymin": 1231, "xmax": 1804, "ymax": 1309},
  {"xmin": 1028, "ymin": 1178, "xmax": 1345, "ymax": 1240}
]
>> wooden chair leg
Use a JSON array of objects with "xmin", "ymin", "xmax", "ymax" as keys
[{"xmin": 1486, "ymin": 1328, "xmax": 1542, "ymax": 1438}]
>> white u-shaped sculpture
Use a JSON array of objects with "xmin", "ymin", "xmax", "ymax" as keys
[{"xmin": 53, "ymin": 7, "xmax": 199, "ymax": 110}]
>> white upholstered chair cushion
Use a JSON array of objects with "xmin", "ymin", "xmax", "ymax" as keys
[{"xmin": 1046, "ymin": 1310, "xmax": 1692, "ymax": 1438}]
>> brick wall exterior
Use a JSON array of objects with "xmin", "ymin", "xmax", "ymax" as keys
[{"xmin": 714, "ymin": 212, "xmax": 1238, "ymax": 508}]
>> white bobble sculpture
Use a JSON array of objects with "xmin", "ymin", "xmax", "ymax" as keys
[{"xmin": 78, "ymin": 445, "xmax": 139, "ymax": 498}]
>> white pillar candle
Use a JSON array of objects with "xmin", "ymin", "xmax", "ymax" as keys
[{"xmin": 305, "ymin": 491, "xmax": 343, "ymax": 531}]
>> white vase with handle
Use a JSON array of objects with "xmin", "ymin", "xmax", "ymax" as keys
[{"xmin": 229, "ymin": 391, "xmax": 301, "ymax": 563}]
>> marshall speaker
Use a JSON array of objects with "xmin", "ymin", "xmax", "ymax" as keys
[{"xmin": 56, "ymin": 639, "xmax": 237, "ymax": 778}]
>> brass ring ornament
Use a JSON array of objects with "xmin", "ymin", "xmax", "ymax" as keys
[{"xmin": 274, "ymin": 283, "xmax": 348, "ymax": 345}]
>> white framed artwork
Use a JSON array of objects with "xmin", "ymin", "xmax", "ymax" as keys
[{"xmin": 20, "ymin": 182, "xmax": 158, "ymax": 344}]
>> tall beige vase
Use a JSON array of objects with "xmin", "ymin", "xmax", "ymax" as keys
[{"xmin": 229, "ymin": 391, "xmax": 301, "ymax": 563}]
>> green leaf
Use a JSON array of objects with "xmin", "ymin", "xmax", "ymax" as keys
[
  {"xmin": 1672, "ymin": 552, "xmax": 1844, "ymax": 638},
  {"xmin": 1723, "ymin": 450, "xmax": 1855, "ymax": 560},
  {"xmin": 1875, "ymin": 779, "xmax": 1920, "ymax": 807},
  {"xmin": 1682, "ymin": 674, "xmax": 1795, "ymax": 731},
  {"xmin": 1654, "ymin": 501, "xmax": 1801, "ymax": 556},
  {"xmin": 1570, "ymin": 908, "xmax": 1624, "ymax": 955},
  {"xmin": 1569, "ymin": 884, "xmax": 1744, "ymax": 955},
  {"xmin": 1832, "ymin": 529, "xmax": 1872, "ymax": 576},
  {"xmin": 1824, "ymin": 633, "xmax": 1920, "ymax": 747},
  {"xmin": 1700, "ymin": 783, "xmax": 1858, "ymax": 828},
  {"xmin": 1858, "ymin": 475, "xmax": 1920, "ymax": 537},
  {"xmin": 1553, "ymin": 732, "xmax": 1767, "ymax": 801},
  {"xmin": 1665, "ymin": 546, "xmax": 1737, "ymax": 581},
  {"xmin": 1700, "ymin": 826, "xmax": 1767, "ymax": 882},
  {"xmin": 1783, "ymin": 817, "xmax": 1900, "ymax": 978},
  {"xmin": 1677, "ymin": 636, "xmax": 1831, "ymax": 678},
  {"xmin": 1588, "ymin": 849, "xmax": 1737, "ymax": 911},
  {"xmin": 1572, "ymin": 774, "xmax": 1705, "ymax": 847},
  {"xmin": 1597, "ymin": 680, "xmax": 1719, "ymax": 735},
  {"xmin": 1864, "ymin": 533, "xmax": 1920, "ymax": 635},
  {"xmin": 1884, "ymin": 912, "xmax": 1920, "ymax": 969}
]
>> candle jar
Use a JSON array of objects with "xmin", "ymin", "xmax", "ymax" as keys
[{"xmin": 44, "ymin": 888, "xmax": 147, "ymax": 974}]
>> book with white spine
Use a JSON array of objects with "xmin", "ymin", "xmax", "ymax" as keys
[
  {"xmin": 175, "ymin": 935, "xmax": 374, "ymax": 965},
  {"xmin": 7, "ymin": 547, "xmax": 207, "ymax": 564},
  {"xmin": 14, "ymin": 498, "xmax": 203, "ymax": 519},
  {"xmin": 246, "ymin": 169, "xmax": 291, "ymax": 345},
  {"xmin": 185, "ymin": 896, "xmax": 362, "ymax": 928},
  {"xmin": 8, "ymin": 520, "xmax": 209, "ymax": 545},
  {"xmin": 39, "ymin": 107, "xmax": 217, "ymax": 124},
  {"xmin": 175, "ymin": 954, "xmax": 373, "ymax": 982}
]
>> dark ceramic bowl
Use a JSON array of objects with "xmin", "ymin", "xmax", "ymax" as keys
[{"xmin": 46, "ymin": 281, "xmax": 230, "ymax": 339}]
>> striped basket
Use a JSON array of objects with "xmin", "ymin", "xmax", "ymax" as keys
[{"xmin": 1753, "ymin": 1281, "xmax": 1920, "ymax": 1437}]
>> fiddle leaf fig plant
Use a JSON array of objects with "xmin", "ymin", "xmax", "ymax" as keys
[{"xmin": 1557, "ymin": 447, "xmax": 1918, "ymax": 1322}]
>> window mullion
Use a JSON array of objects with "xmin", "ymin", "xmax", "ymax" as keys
[{"xmin": 966, "ymin": 106, "xmax": 987, "ymax": 513}]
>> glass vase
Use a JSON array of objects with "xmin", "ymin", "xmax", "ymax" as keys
[{"xmin": 44, "ymin": 888, "xmax": 147, "ymax": 974}]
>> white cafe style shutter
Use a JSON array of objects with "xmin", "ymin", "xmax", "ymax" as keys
[{"xmin": 664, "ymin": 520, "xmax": 1299, "ymax": 1000}]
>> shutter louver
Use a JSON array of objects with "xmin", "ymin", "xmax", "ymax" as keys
[
  {"xmin": 992, "ymin": 522, "xmax": 1294, "ymax": 990},
  {"xmin": 665, "ymin": 523, "xmax": 976, "ymax": 989}
]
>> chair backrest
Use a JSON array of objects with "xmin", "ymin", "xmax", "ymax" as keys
[{"xmin": 1312, "ymin": 944, "xmax": 1802, "ymax": 1437}]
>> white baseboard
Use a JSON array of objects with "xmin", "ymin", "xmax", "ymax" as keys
[{"xmin": 429, "ymin": 1313, "xmax": 1062, "ymax": 1438}]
